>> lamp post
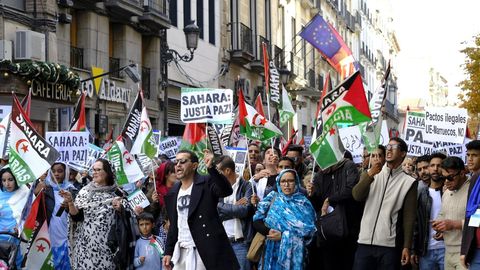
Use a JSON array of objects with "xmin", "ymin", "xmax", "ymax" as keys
[{"xmin": 160, "ymin": 21, "xmax": 200, "ymax": 136}]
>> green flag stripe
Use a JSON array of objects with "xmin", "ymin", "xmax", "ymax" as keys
[{"xmin": 9, "ymin": 147, "xmax": 37, "ymax": 185}]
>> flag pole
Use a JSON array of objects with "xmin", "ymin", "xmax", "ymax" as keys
[{"xmin": 152, "ymin": 160, "xmax": 157, "ymax": 193}]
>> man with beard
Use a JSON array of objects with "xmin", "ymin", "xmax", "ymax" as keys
[
  {"xmin": 243, "ymin": 143, "xmax": 262, "ymax": 180},
  {"xmin": 353, "ymin": 138, "xmax": 417, "ymax": 270},
  {"xmin": 415, "ymin": 155, "xmax": 432, "ymax": 194},
  {"xmin": 411, "ymin": 152, "xmax": 446, "ymax": 270}
]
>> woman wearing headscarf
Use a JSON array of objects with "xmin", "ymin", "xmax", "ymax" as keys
[
  {"xmin": 61, "ymin": 158, "xmax": 118, "ymax": 269},
  {"xmin": 153, "ymin": 161, "xmax": 176, "ymax": 243},
  {"xmin": 253, "ymin": 169, "xmax": 316, "ymax": 270},
  {"xmin": 42, "ymin": 162, "xmax": 77, "ymax": 270},
  {"xmin": 0, "ymin": 166, "xmax": 29, "ymax": 268}
]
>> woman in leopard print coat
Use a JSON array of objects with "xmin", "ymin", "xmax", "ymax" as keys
[{"xmin": 62, "ymin": 159, "xmax": 118, "ymax": 269}]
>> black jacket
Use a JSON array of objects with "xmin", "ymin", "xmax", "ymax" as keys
[
  {"xmin": 310, "ymin": 159, "xmax": 363, "ymax": 238},
  {"xmin": 217, "ymin": 177, "xmax": 255, "ymax": 243},
  {"xmin": 107, "ymin": 206, "xmax": 137, "ymax": 270},
  {"xmin": 165, "ymin": 168, "xmax": 240, "ymax": 270},
  {"xmin": 412, "ymin": 185, "xmax": 443, "ymax": 256},
  {"xmin": 461, "ymin": 173, "xmax": 480, "ymax": 263}
]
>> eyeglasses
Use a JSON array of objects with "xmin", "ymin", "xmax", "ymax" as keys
[
  {"xmin": 442, "ymin": 170, "xmax": 462, "ymax": 181},
  {"xmin": 280, "ymin": 179, "xmax": 295, "ymax": 186},
  {"xmin": 386, "ymin": 144, "xmax": 401, "ymax": 151},
  {"xmin": 175, "ymin": 159, "xmax": 191, "ymax": 165}
]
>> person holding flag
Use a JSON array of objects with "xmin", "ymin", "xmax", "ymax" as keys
[{"xmin": 32, "ymin": 162, "xmax": 77, "ymax": 270}]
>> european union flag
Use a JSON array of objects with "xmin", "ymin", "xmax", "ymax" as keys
[
  {"xmin": 300, "ymin": 14, "xmax": 358, "ymax": 79},
  {"xmin": 300, "ymin": 15, "xmax": 341, "ymax": 58}
]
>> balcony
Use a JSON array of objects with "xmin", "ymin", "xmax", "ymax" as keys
[
  {"xmin": 70, "ymin": 46, "xmax": 84, "ymax": 69},
  {"xmin": 230, "ymin": 22, "xmax": 254, "ymax": 65},
  {"xmin": 385, "ymin": 99, "xmax": 399, "ymax": 121},
  {"xmin": 355, "ymin": 10, "xmax": 362, "ymax": 28},
  {"xmin": 105, "ymin": 0, "xmax": 143, "ymax": 20},
  {"xmin": 273, "ymin": 45, "xmax": 285, "ymax": 70},
  {"xmin": 139, "ymin": 0, "xmax": 170, "ymax": 30},
  {"xmin": 307, "ymin": 69, "xmax": 316, "ymax": 88},
  {"xmin": 250, "ymin": 35, "xmax": 269, "ymax": 73},
  {"xmin": 109, "ymin": 57, "xmax": 121, "ymax": 79},
  {"xmin": 142, "ymin": 66, "xmax": 151, "ymax": 99},
  {"xmin": 311, "ymin": 0, "xmax": 322, "ymax": 15}
]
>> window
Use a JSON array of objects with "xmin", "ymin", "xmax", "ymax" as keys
[
  {"xmin": 197, "ymin": 0, "xmax": 204, "ymax": 39},
  {"xmin": 208, "ymin": 0, "xmax": 215, "ymax": 44},
  {"xmin": 170, "ymin": 0, "xmax": 177, "ymax": 27}
]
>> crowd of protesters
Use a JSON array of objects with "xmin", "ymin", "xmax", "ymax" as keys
[{"xmin": 2, "ymin": 137, "xmax": 480, "ymax": 269}]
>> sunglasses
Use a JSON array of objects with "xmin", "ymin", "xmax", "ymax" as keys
[
  {"xmin": 386, "ymin": 144, "xmax": 401, "ymax": 150},
  {"xmin": 175, "ymin": 159, "xmax": 191, "ymax": 165},
  {"xmin": 441, "ymin": 170, "xmax": 462, "ymax": 181}
]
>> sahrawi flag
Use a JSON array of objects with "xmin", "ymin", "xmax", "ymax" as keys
[
  {"xmin": 238, "ymin": 89, "xmax": 282, "ymax": 141},
  {"xmin": 0, "ymin": 92, "xmax": 33, "ymax": 159},
  {"xmin": 120, "ymin": 90, "xmax": 157, "ymax": 158},
  {"xmin": 9, "ymin": 94, "xmax": 59, "ymax": 185},
  {"xmin": 310, "ymin": 71, "xmax": 371, "ymax": 169},
  {"xmin": 278, "ymin": 84, "xmax": 295, "ymax": 127},
  {"xmin": 107, "ymin": 139, "xmax": 145, "ymax": 186},
  {"xmin": 22, "ymin": 191, "xmax": 54, "ymax": 270},
  {"xmin": 69, "ymin": 91, "xmax": 87, "ymax": 131},
  {"xmin": 149, "ymin": 236, "xmax": 164, "ymax": 256}
]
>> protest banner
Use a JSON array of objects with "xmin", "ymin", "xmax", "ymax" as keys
[
  {"xmin": 181, "ymin": 88, "xmax": 234, "ymax": 124},
  {"xmin": 424, "ymin": 107, "xmax": 467, "ymax": 144},
  {"xmin": 225, "ymin": 146, "xmax": 248, "ymax": 176},
  {"xmin": 46, "ymin": 131, "xmax": 89, "ymax": 164},
  {"xmin": 402, "ymin": 111, "xmax": 434, "ymax": 156},
  {"xmin": 158, "ymin": 137, "xmax": 181, "ymax": 159},
  {"xmin": 127, "ymin": 189, "xmax": 150, "ymax": 209},
  {"xmin": 68, "ymin": 143, "xmax": 105, "ymax": 172},
  {"xmin": 339, "ymin": 121, "xmax": 389, "ymax": 163},
  {"xmin": 0, "ymin": 105, "xmax": 11, "ymax": 121},
  {"xmin": 304, "ymin": 135, "xmax": 312, "ymax": 149}
]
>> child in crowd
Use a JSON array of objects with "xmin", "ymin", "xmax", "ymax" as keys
[{"xmin": 134, "ymin": 213, "xmax": 164, "ymax": 269}]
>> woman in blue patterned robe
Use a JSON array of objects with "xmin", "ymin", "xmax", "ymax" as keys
[{"xmin": 253, "ymin": 169, "xmax": 316, "ymax": 270}]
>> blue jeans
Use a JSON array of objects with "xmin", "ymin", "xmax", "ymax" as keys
[
  {"xmin": 231, "ymin": 241, "xmax": 250, "ymax": 270},
  {"xmin": 470, "ymin": 249, "xmax": 480, "ymax": 269},
  {"xmin": 419, "ymin": 248, "xmax": 445, "ymax": 270}
]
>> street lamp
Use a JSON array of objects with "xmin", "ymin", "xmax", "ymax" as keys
[{"xmin": 160, "ymin": 21, "xmax": 201, "ymax": 136}]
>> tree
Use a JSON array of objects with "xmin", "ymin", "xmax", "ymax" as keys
[{"xmin": 458, "ymin": 34, "xmax": 480, "ymax": 115}]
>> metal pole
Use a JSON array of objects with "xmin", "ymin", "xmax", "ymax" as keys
[{"xmin": 160, "ymin": 29, "xmax": 169, "ymax": 136}]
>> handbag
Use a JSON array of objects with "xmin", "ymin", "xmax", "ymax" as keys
[
  {"xmin": 315, "ymin": 204, "xmax": 348, "ymax": 246},
  {"xmin": 246, "ymin": 195, "xmax": 277, "ymax": 262}
]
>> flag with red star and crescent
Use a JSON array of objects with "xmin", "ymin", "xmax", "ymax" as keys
[
  {"xmin": 310, "ymin": 71, "xmax": 370, "ymax": 169},
  {"xmin": 21, "ymin": 191, "xmax": 54, "ymax": 269},
  {"xmin": 106, "ymin": 138, "xmax": 145, "ymax": 186},
  {"xmin": 120, "ymin": 90, "xmax": 157, "ymax": 159},
  {"xmin": 9, "ymin": 94, "xmax": 59, "ymax": 185},
  {"xmin": 238, "ymin": 89, "xmax": 282, "ymax": 141}
]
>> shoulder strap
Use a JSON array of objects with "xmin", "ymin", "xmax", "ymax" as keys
[{"xmin": 266, "ymin": 194, "xmax": 277, "ymax": 215}]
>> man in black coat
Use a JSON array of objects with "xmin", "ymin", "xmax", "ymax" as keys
[{"xmin": 162, "ymin": 149, "xmax": 240, "ymax": 270}]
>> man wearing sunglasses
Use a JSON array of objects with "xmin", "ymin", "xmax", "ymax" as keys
[
  {"xmin": 162, "ymin": 150, "xmax": 239, "ymax": 270},
  {"xmin": 353, "ymin": 137, "xmax": 417, "ymax": 270},
  {"xmin": 411, "ymin": 152, "xmax": 447, "ymax": 270},
  {"xmin": 431, "ymin": 156, "xmax": 469, "ymax": 270}
]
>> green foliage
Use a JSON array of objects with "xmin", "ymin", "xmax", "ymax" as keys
[
  {"xmin": 459, "ymin": 35, "xmax": 480, "ymax": 115},
  {"xmin": 0, "ymin": 59, "xmax": 80, "ymax": 89}
]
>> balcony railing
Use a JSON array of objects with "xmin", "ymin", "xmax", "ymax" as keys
[
  {"xmin": 385, "ymin": 99, "xmax": 398, "ymax": 119},
  {"xmin": 109, "ymin": 57, "xmax": 121, "ymax": 79},
  {"xmin": 231, "ymin": 22, "xmax": 253, "ymax": 56},
  {"xmin": 70, "ymin": 46, "xmax": 84, "ymax": 69},
  {"xmin": 142, "ymin": 66, "xmax": 151, "ymax": 99},
  {"xmin": 308, "ymin": 69, "xmax": 316, "ymax": 88},
  {"xmin": 143, "ymin": 0, "xmax": 169, "ymax": 16},
  {"xmin": 255, "ymin": 35, "xmax": 270, "ymax": 61},
  {"xmin": 273, "ymin": 45, "xmax": 285, "ymax": 68}
]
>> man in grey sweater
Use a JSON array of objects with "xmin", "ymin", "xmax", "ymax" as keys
[{"xmin": 352, "ymin": 137, "xmax": 417, "ymax": 270}]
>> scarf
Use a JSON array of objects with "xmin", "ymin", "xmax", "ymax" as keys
[
  {"xmin": 74, "ymin": 182, "xmax": 117, "ymax": 209},
  {"xmin": 466, "ymin": 174, "xmax": 480, "ymax": 218},
  {"xmin": 155, "ymin": 162, "xmax": 174, "ymax": 208},
  {"xmin": 253, "ymin": 169, "xmax": 316, "ymax": 270}
]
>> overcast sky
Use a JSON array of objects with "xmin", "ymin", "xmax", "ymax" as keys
[{"xmin": 392, "ymin": 0, "xmax": 480, "ymax": 106}]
